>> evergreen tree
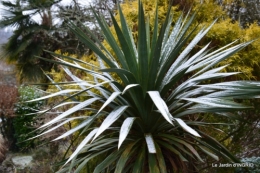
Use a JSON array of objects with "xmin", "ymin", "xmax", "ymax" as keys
[{"xmin": 0, "ymin": 0, "xmax": 61, "ymax": 82}]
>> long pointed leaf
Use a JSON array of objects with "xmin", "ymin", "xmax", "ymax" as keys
[
  {"xmin": 148, "ymin": 153, "xmax": 160, "ymax": 173},
  {"xmin": 27, "ymin": 89, "xmax": 80, "ymax": 102},
  {"xmin": 145, "ymin": 134, "xmax": 156, "ymax": 153},
  {"xmin": 174, "ymin": 118, "xmax": 201, "ymax": 137},
  {"xmin": 138, "ymin": 0, "xmax": 149, "ymax": 92},
  {"xmin": 115, "ymin": 142, "xmax": 136, "ymax": 172},
  {"xmin": 41, "ymin": 98, "xmax": 100, "ymax": 128},
  {"xmin": 122, "ymin": 84, "xmax": 139, "ymax": 95},
  {"xmin": 118, "ymin": 117, "xmax": 136, "ymax": 149},
  {"xmin": 97, "ymin": 91, "xmax": 121, "ymax": 114},
  {"xmin": 148, "ymin": 91, "xmax": 173, "ymax": 125},
  {"xmin": 198, "ymin": 145, "xmax": 219, "ymax": 161},
  {"xmin": 64, "ymin": 128, "xmax": 98, "ymax": 165},
  {"xmin": 93, "ymin": 147, "xmax": 121, "ymax": 173},
  {"xmin": 93, "ymin": 106, "xmax": 128, "ymax": 141},
  {"xmin": 110, "ymin": 10, "xmax": 138, "ymax": 75},
  {"xmin": 132, "ymin": 143, "xmax": 146, "ymax": 173}
]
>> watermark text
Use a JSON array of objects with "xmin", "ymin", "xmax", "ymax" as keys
[{"xmin": 212, "ymin": 163, "xmax": 254, "ymax": 168}]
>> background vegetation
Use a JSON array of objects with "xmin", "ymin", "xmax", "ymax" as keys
[
  {"xmin": 14, "ymin": 86, "xmax": 44, "ymax": 151},
  {"xmin": 0, "ymin": 0, "xmax": 260, "ymax": 172}
]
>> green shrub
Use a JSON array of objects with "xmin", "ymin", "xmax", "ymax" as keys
[{"xmin": 13, "ymin": 86, "xmax": 44, "ymax": 151}]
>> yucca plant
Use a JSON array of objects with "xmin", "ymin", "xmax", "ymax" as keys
[{"xmin": 30, "ymin": 1, "xmax": 260, "ymax": 172}]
